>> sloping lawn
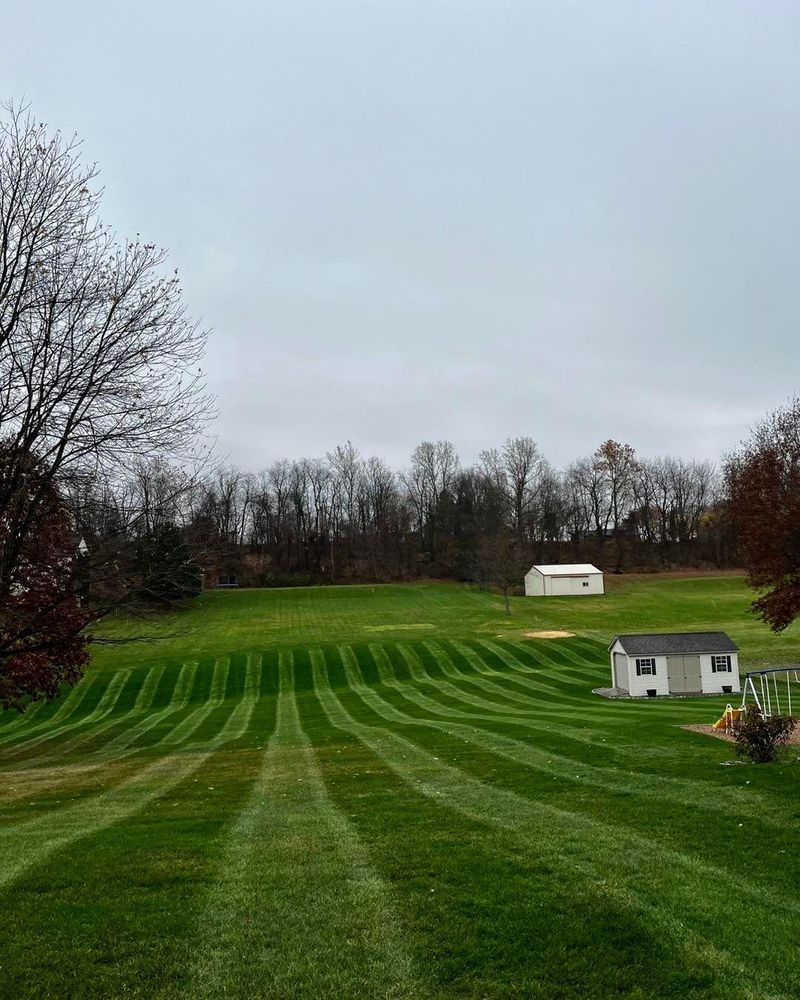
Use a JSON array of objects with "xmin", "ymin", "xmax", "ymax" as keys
[{"xmin": 0, "ymin": 576, "xmax": 798, "ymax": 999}]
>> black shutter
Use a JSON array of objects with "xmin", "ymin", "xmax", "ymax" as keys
[
  {"xmin": 636, "ymin": 660, "xmax": 641, "ymax": 676},
  {"xmin": 651, "ymin": 660, "xmax": 656, "ymax": 676}
]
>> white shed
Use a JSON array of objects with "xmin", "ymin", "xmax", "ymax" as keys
[
  {"xmin": 524, "ymin": 564, "xmax": 604, "ymax": 597},
  {"xmin": 608, "ymin": 631, "xmax": 740, "ymax": 697}
]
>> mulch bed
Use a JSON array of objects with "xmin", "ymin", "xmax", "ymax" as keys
[{"xmin": 681, "ymin": 722, "xmax": 800, "ymax": 745}]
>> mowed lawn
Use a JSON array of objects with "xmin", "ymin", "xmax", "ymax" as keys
[{"xmin": 1, "ymin": 577, "xmax": 800, "ymax": 999}]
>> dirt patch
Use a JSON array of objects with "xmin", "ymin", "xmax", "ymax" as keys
[
  {"xmin": 363, "ymin": 623, "xmax": 435, "ymax": 632},
  {"xmin": 682, "ymin": 722, "xmax": 800, "ymax": 745},
  {"xmin": 682, "ymin": 723, "xmax": 734, "ymax": 743},
  {"xmin": 524, "ymin": 630, "xmax": 575, "ymax": 639}
]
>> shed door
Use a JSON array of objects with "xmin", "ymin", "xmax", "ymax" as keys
[
  {"xmin": 682, "ymin": 655, "xmax": 701, "ymax": 693},
  {"xmin": 613, "ymin": 652, "xmax": 628, "ymax": 691},
  {"xmin": 550, "ymin": 577, "xmax": 572, "ymax": 596},
  {"xmin": 667, "ymin": 656, "xmax": 686, "ymax": 693},
  {"xmin": 667, "ymin": 655, "xmax": 702, "ymax": 694}
]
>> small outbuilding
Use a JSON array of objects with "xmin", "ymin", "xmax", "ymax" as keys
[
  {"xmin": 524, "ymin": 564, "xmax": 604, "ymax": 597},
  {"xmin": 608, "ymin": 631, "xmax": 740, "ymax": 697}
]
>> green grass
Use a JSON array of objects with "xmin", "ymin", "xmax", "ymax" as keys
[{"xmin": 1, "ymin": 576, "xmax": 800, "ymax": 999}]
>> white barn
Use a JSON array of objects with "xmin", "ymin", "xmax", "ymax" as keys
[
  {"xmin": 608, "ymin": 631, "xmax": 740, "ymax": 697},
  {"xmin": 524, "ymin": 564, "xmax": 604, "ymax": 597}
]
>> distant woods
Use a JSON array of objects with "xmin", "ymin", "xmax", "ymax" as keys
[{"xmin": 78, "ymin": 436, "xmax": 736, "ymax": 591}]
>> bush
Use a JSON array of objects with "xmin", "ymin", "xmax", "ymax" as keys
[{"xmin": 735, "ymin": 706, "xmax": 796, "ymax": 763}]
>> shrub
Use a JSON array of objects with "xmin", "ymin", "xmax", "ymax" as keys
[{"xmin": 735, "ymin": 706, "xmax": 796, "ymax": 763}]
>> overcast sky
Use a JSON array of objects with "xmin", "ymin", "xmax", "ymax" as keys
[{"xmin": 4, "ymin": 1, "xmax": 799, "ymax": 470}]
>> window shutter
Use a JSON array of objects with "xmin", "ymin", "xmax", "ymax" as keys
[
  {"xmin": 711, "ymin": 657, "xmax": 716, "ymax": 673},
  {"xmin": 636, "ymin": 660, "xmax": 641, "ymax": 676},
  {"xmin": 651, "ymin": 661, "xmax": 656, "ymax": 676}
]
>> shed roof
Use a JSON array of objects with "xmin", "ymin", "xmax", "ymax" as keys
[
  {"xmin": 610, "ymin": 631, "xmax": 739, "ymax": 655},
  {"xmin": 528, "ymin": 564, "xmax": 602, "ymax": 577}
]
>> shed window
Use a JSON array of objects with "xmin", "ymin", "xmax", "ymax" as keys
[
  {"xmin": 582, "ymin": 581, "xmax": 589, "ymax": 587},
  {"xmin": 712, "ymin": 655, "xmax": 732, "ymax": 673},
  {"xmin": 635, "ymin": 657, "xmax": 656, "ymax": 676}
]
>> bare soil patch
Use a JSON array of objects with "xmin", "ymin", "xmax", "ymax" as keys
[
  {"xmin": 682, "ymin": 722, "xmax": 800, "ymax": 746},
  {"xmin": 524, "ymin": 630, "xmax": 575, "ymax": 639},
  {"xmin": 363, "ymin": 623, "xmax": 435, "ymax": 632}
]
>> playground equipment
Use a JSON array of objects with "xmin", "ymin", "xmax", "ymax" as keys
[
  {"xmin": 712, "ymin": 704, "xmax": 743, "ymax": 734},
  {"xmin": 740, "ymin": 667, "xmax": 800, "ymax": 718},
  {"xmin": 711, "ymin": 668, "xmax": 800, "ymax": 732}
]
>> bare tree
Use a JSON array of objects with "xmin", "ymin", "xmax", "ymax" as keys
[
  {"xmin": 593, "ymin": 440, "xmax": 638, "ymax": 570},
  {"xmin": 402, "ymin": 440, "xmax": 460, "ymax": 562},
  {"xmin": 0, "ymin": 103, "xmax": 212, "ymax": 702},
  {"xmin": 0, "ymin": 104, "xmax": 211, "ymax": 588}
]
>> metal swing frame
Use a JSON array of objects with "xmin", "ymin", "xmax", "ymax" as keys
[{"xmin": 740, "ymin": 667, "xmax": 800, "ymax": 718}]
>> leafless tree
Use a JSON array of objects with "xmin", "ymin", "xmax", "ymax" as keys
[
  {"xmin": 0, "ymin": 103, "xmax": 211, "ymax": 604},
  {"xmin": 402, "ymin": 440, "xmax": 460, "ymax": 561}
]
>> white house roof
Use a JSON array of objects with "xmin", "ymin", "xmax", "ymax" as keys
[{"xmin": 528, "ymin": 564, "xmax": 602, "ymax": 577}]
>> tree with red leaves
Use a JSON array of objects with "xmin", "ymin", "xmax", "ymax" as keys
[
  {"xmin": 725, "ymin": 399, "xmax": 800, "ymax": 632},
  {"xmin": 0, "ymin": 449, "xmax": 92, "ymax": 710}
]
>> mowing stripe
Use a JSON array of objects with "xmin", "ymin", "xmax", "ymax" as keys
[
  {"xmin": 132, "ymin": 663, "xmax": 168, "ymax": 711},
  {"xmin": 344, "ymin": 652, "xmax": 789, "ymax": 828},
  {"xmin": 0, "ymin": 701, "xmax": 47, "ymax": 739},
  {"xmin": 161, "ymin": 658, "xmax": 231, "ymax": 746},
  {"xmin": 368, "ymin": 646, "xmax": 621, "ymax": 755},
  {"xmin": 0, "ymin": 680, "xmax": 96, "ymax": 748},
  {"xmin": 484, "ymin": 639, "xmax": 605, "ymax": 694},
  {"xmin": 26, "ymin": 666, "xmax": 166, "ymax": 762},
  {"xmin": 476, "ymin": 638, "xmax": 592, "ymax": 689},
  {"xmin": 425, "ymin": 640, "xmax": 613, "ymax": 722},
  {"xmin": 446, "ymin": 638, "xmax": 576, "ymax": 698},
  {"xmin": 0, "ymin": 663, "xmax": 269, "ymax": 845},
  {"xmin": 370, "ymin": 644, "xmax": 584, "ymax": 731},
  {"xmin": 398, "ymin": 643, "xmax": 540, "ymax": 715},
  {"xmin": 0, "ymin": 677, "xmax": 98, "ymax": 745},
  {"xmin": 98, "ymin": 662, "xmax": 199, "ymax": 754},
  {"xmin": 442, "ymin": 640, "xmax": 626, "ymax": 720},
  {"xmin": 186, "ymin": 651, "xmax": 423, "ymax": 1000},
  {"xmin": 0, "ymin": 751, "xmax": 213, "ymax": 891},
  {"xmin": 450, "ymin": 639, "xmax": 587, "ymax": 704},
  {"xmin": 373, "ymin": 644, "xmax": 533, "ymax": 722},
  {"xmin": 209, "ymin": 653, "xmax": 261, "ymax": 744},
  {"xmin": 310, "ymin": 655, "xmax": 792, "ymax": 995},
  {"xmin": 5, "ymin": 671, "xmax": 132, "ymax": 758},
  {"xmin": 313, "ymin": 650, "xmax": 800, "ymax": 923}
]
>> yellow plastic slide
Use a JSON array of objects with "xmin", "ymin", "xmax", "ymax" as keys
[{"xmin": 712, "ymin": 704, "xmax": 742, "ymax": 732}]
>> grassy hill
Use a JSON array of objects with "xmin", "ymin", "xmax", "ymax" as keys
[{"xmin": 1, "ymin": 576, "xmax": 799, "ymax": 999}]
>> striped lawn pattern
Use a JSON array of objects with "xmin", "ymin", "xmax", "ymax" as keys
[{"xmin": 1, "ymin": 619, "xmax": 799, "ymax": 998}]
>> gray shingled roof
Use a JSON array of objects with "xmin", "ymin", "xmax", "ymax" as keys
[{"xmin": 610, "ymin": 631, "xmax": 739, "ymax": 655}]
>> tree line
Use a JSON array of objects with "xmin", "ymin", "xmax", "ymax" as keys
[{"xmin": 77, "ymin": 436, "xmax": 735, "ymax": 593}]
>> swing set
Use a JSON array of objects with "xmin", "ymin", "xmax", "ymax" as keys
[{"xmin": 712, "ymin": 667, "xmax": 800, "ymax": 735}]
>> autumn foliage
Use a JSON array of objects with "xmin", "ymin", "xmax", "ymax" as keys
[
  {"xmin": 0, "ymin": 455, "xmax": 91, "ymax": 711},
  {"xmin": 735, "ymin": 706, "xmax": 796, "ymax": 763},
  {"xmin": 726, "ymin": 399, "xmax": 800, "ymax": 632}
]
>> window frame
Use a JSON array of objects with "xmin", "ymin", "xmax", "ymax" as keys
[
  {"xmin": 712, "ymin": 654, "xmax": 732, "ymax": 673},
  {"xmin": 635, "ymin": 657, "xmax": 656, "ymax": 676}
]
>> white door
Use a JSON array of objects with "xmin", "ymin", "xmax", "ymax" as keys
[{"xmin": 613, "ymin": 653, "xmax": 628, "ymax": 690}]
